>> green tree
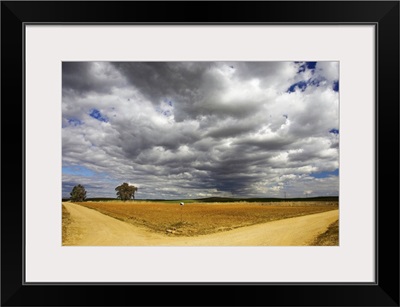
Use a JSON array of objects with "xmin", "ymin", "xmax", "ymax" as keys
[
  {"xmin": 115, "ymin": 182, "xmax": 138, "ymax": 201},
  {"xmin": 70, "ymin": 184, "xmax": 87, "ymax": 202}
]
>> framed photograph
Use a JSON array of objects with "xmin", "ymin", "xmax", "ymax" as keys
[{"xmin": 2, "ymin": 1, "xmax": 399, "ymax": 306}]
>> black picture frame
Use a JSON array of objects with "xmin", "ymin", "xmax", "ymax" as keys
[{"xmin": 1, "ymin": 1, "xmax": 399, "ymax": 306}]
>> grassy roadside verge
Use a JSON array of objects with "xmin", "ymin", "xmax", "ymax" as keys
[
  {"xmin": 62, "ymin": 204, "xmax": 72, "ymax": 244},
  {"xmin": 311, "ymin": 219, "xmax": 339, "ymax": 246}
]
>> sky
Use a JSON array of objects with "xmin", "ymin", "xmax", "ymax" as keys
[{"xmin": 62, "ymin": 61, "xmax": 339, "ymax": 199}]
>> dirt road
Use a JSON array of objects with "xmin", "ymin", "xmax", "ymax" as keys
[{"xmin": 62, "ymin": 202, "xmax": 338, "ymax": 246}]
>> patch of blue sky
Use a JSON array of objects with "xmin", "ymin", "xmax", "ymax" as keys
[
  {"xmin": 296, "ymin": 61, "xmax": 317, "ymax": 73},
  {"xmin": 308, "ymin": 78, "xmax": 322, "ymax": 87},
  {"xmin": 157, "ymin": 99, "xmax": 174, "ymax": 117},
  {"xmin": 287, "ymin": 76, "xmax": 324, "ymax": 93},
  {"xmin": 62, "ymin": 165, "xmax": 96, "ymax": 177},
  {"xmin": 305, "ymin": 62, "xmax": 317, "ymax": 70},
  {"xmin": 67, "ymin": 118, "xmax": 83, "ymax": 126},
  {"xmin": 89, "ymin": 108, "xmax": 108, "ymax": 123},
  {"xmin": 163, "ymin": 98, "xmax": 173, "ymax": 107},
  {"xmin": 329, "ymin": 128, "xmax": 339, "ymax": 135},
  {"xmin": 156, "ymin": 107, "xmax": 172, "ymax": 117},
  {"xmin": 287, "ymin": 81, "xmax": 308, "ymax": 93},
  {"xmin": 311, "ymin": 169, "xmax": 339, "ymax": 179},
  {"xmin": 333, "ymin": 80, "xmax": 339, "ymax": 92},
  {"xmin": 162, "ymin": 110, "xmax": 172, "ymax": 117}
]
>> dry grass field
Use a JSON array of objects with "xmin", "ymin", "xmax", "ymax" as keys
[{"xmin": 72, "ymin": 201, "xmax": 338, "ymax": 237}]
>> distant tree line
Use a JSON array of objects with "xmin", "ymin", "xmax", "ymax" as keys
[{"xmin": 68, "ymin": 182, "xmax": 138, "ymax": 202}]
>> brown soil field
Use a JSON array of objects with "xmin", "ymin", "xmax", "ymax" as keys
[{"xmin": 72, "ymin": 201, "xmax": 338, "ymax": 237}]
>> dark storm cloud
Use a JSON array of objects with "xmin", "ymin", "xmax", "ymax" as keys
[
  {"xmin": 111, "ymin": 62, "xmax": 212, "ymax": 103},
  {"xmin": 111, "ymin": 62, "xmax": 272, "ymax": 122},
  {"xmin": 63, "ymin": 62, "xmax": 126, "ymax": 96},
  {"xmin": 114, "ymin": 117, "xmax": 201, "ymax": 159},
  {"xmin": 205, "ymin": 121, "xmax": 256, "ymax": 139},
  {"xmin": 233, "ymin": 136, "xmax": 294, "ymax": 151}
]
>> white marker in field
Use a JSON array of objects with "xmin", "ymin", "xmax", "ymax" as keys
[{"xmin": 179, "ymin": 202, "xmax": 184, "ymax": 222}]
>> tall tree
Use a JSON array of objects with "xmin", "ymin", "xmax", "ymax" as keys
[
  {"xmin": 115, "ymin": 182, "xmax": 138, "ymax": 201},
  {"xmin": 70, "ymin": 184, "xmax": 87, "ymax": 202}
]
